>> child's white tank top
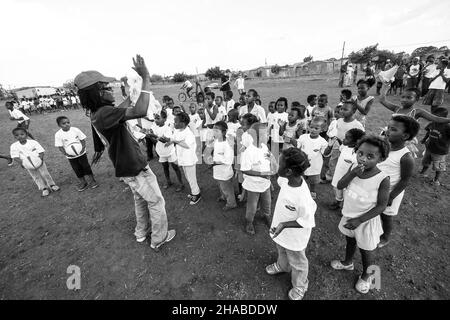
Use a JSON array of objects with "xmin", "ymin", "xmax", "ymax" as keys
[
  {"xmin": 342, "ymin": 167, "xmax": 388, "ymax": 219},
  {"xmin": 377, "ymin": 147, "xmax": 410, "ymax": 191}
]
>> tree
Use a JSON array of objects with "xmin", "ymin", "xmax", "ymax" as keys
[
  {"xmin": 303, "ymin": 55, "xmax": 313, "ymax": 63},
  {"xmin": 376, "ymin": 49, "xmax": 398, "ymax": 64},
  {"xmin": 348, "ymin": 44, "xmax": 379, "ymax": 64},
  {"xmin": 205, "ymin": 66, "xmax": 225, "ymax": 80},
  {"xmin": 63, "ymin": 79, "xmax": 76, "ymax": 92},
  {"xmin": 150, "ymin": 74, "xmax": 163, "ymax": 83},
  {"xmin": 172, "ymin": 72, "xmax": 188, "ymax": 83},
  {"xmin": 271, "ymin": 65, "xmax": 281, "ymax": 74},
  {"xmin": 411, "ymin": 46, "xmax": 438, "ymax": 59}
]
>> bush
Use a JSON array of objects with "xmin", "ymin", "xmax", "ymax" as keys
[
  {"xmin": 205, "ymin": 66, "xmax": 225, "ymax": 80},
  {"xmin": 271, "ymin": 65, "xmax": 281, "ymax": 74},
  {"xmin": 172, "ymin": 73, "xmax": 188, "ymax": 83},
  {"xmin": 150, "ymin": 74, "xmax": 163, "ymax": 83},
  {"xmin": 303, "ymin": 55, "xmax": 313, "ymax": 63}
]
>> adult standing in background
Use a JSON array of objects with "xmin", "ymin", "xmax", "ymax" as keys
[
  {"xmin": 339, "ymin": 61, "xmax": 348, "ymax": 88},
  {"xmin": 220, "ymin": 70, "xmax": 231, "ymax": 98},
  {"xmin": 406, "ymin": 57, "xmax": 422, "ymax": 89},
  {"xmin": 234, "ymin": 72, "xmax": 246, "ymax": 95},
  {"xmin": 364, "ymin": 61, "xmax": 376, "ymax": 88},
  {"xmin": 421, "ymin": 55, "xmax": 437, "ymax": 97},
  {"xmin": 74, "ymin": 55, "xmax": 176, "ymax": 252}
]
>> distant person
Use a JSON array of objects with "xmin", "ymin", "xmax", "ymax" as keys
[
  {"xmin": 364, "ymin": 62, "xmax": 376, "ymax": 88},
  {"xmin": 339, "ymin": 61, "xmax": 348, "ymax": 88},
  {"xmin": 420, "ymin": 55, "xmax": 437, "ymax": 97},
  {"xmin": 234, "ymin": 73, "xmax": 246, "ymax": 95},
  {"xmin": 5, "ymin": 101, "xmax": 34, "ymax": 139},
  {"xmin": 423, "ymin": 59, "xmax": 450, "ymax": 113},
  {"xmin": 180, "ymin": 79, "xmax": 194, "ymax": 98},
  {"xmin": 220, "ymin": 70, "xmax": 231, "ymax": 98},
  {"xmin": 74, "ymin": 55, "xmax": 176, "ymax": 251},
  {"xmin": 353, "ymin": 65, "xmax": 358, "ymax": 84},
  {"xmin": 406, "ymin": 57, "xmax": 422, "ymax": 89}
]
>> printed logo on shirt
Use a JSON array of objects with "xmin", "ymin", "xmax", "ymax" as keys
[{"xmin": 285, "ymin": 205, "xmax": 296, "ymax": 212}]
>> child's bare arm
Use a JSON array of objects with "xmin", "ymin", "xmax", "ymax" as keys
[
  {"xmin": 387, "ymin": 153, "xmax": 414, "ymax": 205},
  {"xmin": 58, "ymin": 147, "xmax": 68, "ymax": 156},
  {"xmin": 379, "ymin": 84, "xmax": 399, "ymax": 112},
  {"xmin": 415, "ymin": 109, "xmax": 450, "ymax": 123}
]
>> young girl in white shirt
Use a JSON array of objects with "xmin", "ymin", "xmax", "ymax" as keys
[
  {"xmin": 147, "ymin": 110, "xmax": 184, "ymax": 191},
  {"xmin": 269, "ymin": 98, "xmax": 288, "ymax": 153},
  {"xmin": 329, "ymin": 128, "xmax": 365, "ymax": 211},
  {"xmin": 267, "ymin": 147, "xmax": 317, "ymax": 300},
  {"xmin": 168, "ymin": 112, "xmax": 201, "ymax": 205},
  {"xmin": 10, "ymin": 127, "xmax": 60, "ymax": 197},
  {"xmin": 331, "ymin": 135, "xmax": 390, "ymax": 294},
  {"xmin": 294, "ymin": 117, "xmax": 328, "ymax": 199}
]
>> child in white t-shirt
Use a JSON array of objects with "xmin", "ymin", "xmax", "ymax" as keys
[
  {"xmin": 209, "ymin": 121, "xmax": 237, "ymax": 211},
  {"xmin": 294, "ymin": 118, "xmax": 328, "ymax": 199},
  {"xmin": 269, "ymin": 98, "xmax": 289, "ymax": 154},
  {"xmin": 10, "ymin": 127, "xmax": 60, "ymax": 197},
  {"xmin": 331, "ymin": 135, "xmax": 390, "ymax": 294},
  {"xmin": 306, "ymin": 95, "xmax": 317, "ymax": 122},
  {"xmin": 147, "ymin": 110, "xmax": 184, "ymax": 191},
  {"xmin": 267, "ymin": 147, "xmax": 317, "ymax": 300},
  {"xmin": 329, "ymin": 128, "xmax": 365, "ymax": 211},
  {"xmin": 279, "ymin": 107, "xmax": 305, "ymax": 150},
  {"xmin": 188, "ymin": 103, "xmax": 202, "ymax": 161},
  {"xmin": 240, "ymin": 114, "xmax": 278, "ymax": 235},
  {"xmin": 168, "ymin": 112, "xmax": 201, "ymax": 205},
  {"xmin": 55, "ymin": 116, "xmax": 98, "ymax": 191}
]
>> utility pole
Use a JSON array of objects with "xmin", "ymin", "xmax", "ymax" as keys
[
  {"xmin": 339, "ymin": 41, "xmax": 346, "ymax": 87},
  {"xmin": 340, "ymin": 41, "xmax": 346, "ymax": 67}
]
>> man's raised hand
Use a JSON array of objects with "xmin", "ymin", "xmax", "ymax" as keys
[{"xmin": 132, "ymin": 54, "xmax": 150, "ymax": 79}]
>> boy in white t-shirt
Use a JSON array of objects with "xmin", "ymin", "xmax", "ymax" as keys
[
  {"xmin": 267, "ymin": 147, "xmax": 317, "ymax": 300},
  {"xmin": 210, "ymin": 121, "xmax": 237, "ymax": 211},
  {"xmin": 224, "ymin": 90, "xmax": 235, "ymax": 114},
  {"xmin": 188, "ymin": 103, "xmax": 202, "ymax": 161},
  {"xmin": 147, "ymin": 110, "xmax": 184, "ymax": 191},
  {"xmin": 10, "ymin": 127, "xmax": 60, "ymax": 197},
  {"xmin": 294, "ymin": 117, "xmax": 328, "ymax": 199},
  {"xmin": 55, "ymin": 116, "xmax": 98, "ymax": 191},
  {"xmin": 423, "ymin": 59, "xmax": 450, "ymax": 111},
  {"xmin": 167, "ymin": 112, "xmax": 201, "ymax": 205},
  {"xmin": 306, "ymin": 95, "xmax": 317, "ymax": 122},
  {"xmin": 240, "ymin": 114, "xmax": 278, "ymax": 235}
]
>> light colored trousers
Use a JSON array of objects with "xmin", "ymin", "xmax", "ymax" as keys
[
  {"xmin": 122, "ymin": 166, "xmax": 168, "ymax": 246},
  {"xmin": 182, "ymin": 165, "xmax": 200, "ymax": 195},
  {"xmin": 27, "ymin": 162, "xmax": 56, "ymax": 190},
  {"xmin": 276, "ymin": 244, "xmax": 309, "ymax": 290},
  {"xmin": 218, "ymin": 178, "xmax": 237, "ymax": 207},
  {"xmin": 246, "ymin": 188, "xmax": 271, "ymax": 223}
]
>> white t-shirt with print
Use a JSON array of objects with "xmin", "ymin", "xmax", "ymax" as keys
[
  {"xmin": 54, "ymin": 127, "xmax": 87, "ymax": 158},
  {"xmin": 172, "ymin": 127, "xmax": 198, "ymax": 166},
  {"xmin": 226, "ymin": 122, "xmax": 241, "ymax": 138},
  {"xmin": 428, "ymin": 68, "xmax": 450, "ymax": 90},
  {"xmin": 239, "ymin": 104, "xmax": 267, "ymax": 123},
  {"xmin": 336, "ymin": 118, "xmax": 364, "ymax": 142},
  {"xmin": 271, "ymin": 177, "xmax": 317, "ymax": 251},
  {"xmin": 189, "ymin": 113, "xmax": 202, "ymax": 137},
  {"xmin": 10, "ymin": 139, "xmax": 44, "ymax": 161},
  {"xmin": 331, "ymin": 145, "xmax": 357, "ymax": 188},
  {"xmin": 213, "ymin": 140, "xmax": 234, "ymax": 181},
  {"xmin": 153, "ymin": 123, "xmax": 176, "ymax": 158},
  {"xmin": 240, "ymin": 133, "xmax": 271, "ymax": 192},
  {"xmin": 296, "ymin": 134, "xmax": 328, "ymax": 176}
]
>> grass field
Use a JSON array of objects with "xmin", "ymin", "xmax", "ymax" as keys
[{"xmin": 0, "ymin": 76, "xmax": 449, "ymax": 300}]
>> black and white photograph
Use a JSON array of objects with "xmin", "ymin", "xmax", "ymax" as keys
[{"xmin": 0, "ymin": 0, "xmax": 449, "ymax": 306}]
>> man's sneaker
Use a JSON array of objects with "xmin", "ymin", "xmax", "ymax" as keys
[
  {"xmin": 150, "ymin": 230, "xmax": 176, "ymax": 252},
  {"xmin": 189, "ymin": 194, "xmax": 201, "ymax": 205},
  {"xmin": 77, "ymin": 183, "xmax": 88, "ymax": 192},
  {"xmin": 331, "ymin": 260, "xmax": 354, "ymax": 271},
  {"xmin": 355, "ymin": 275, "xmax": 373, "ymax": 294},
  {"xmin": 288, "ymin": 287, "xmax": 307, "ymax": 300},
  {"xmin": 42, "ymin": 189, "xmax": 50, "ymax": 197},
  {"xmin": 50, "ymin": 185, "xmax": 60, "ymax": 192}
]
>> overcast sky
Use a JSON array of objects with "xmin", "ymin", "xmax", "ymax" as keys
[{"xmin": 1, "ymin": 0, "xmax": 449, "ymax": 88}]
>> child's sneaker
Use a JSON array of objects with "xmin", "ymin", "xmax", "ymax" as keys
[
  {"xmin": 189, "ymin": 194, "xmax": 201, "ymax": 205},
  {"xmin": 310, "ymin": 192, "xmax": 317, "ymax": 200},
  {"xmin": 355, "ymin": 275, "xmax": 373, "ymax": 294},
  {"xmin": 136, "ymin": 236, "xmax": 147, "ymax": 243},
  {"xmin": 42, "ymin": 189, "xmax": 50, "ymax": 197},
  {"xmin": 50, "ymin": 185, "xmax": 60, "ymax": 192},
  {"xmin": 377, "ymin": 239, "xmax": 390, "ymax": 248},
  {"xmin": 77, "ymin": 182, "xmax": 88, "ymax": 192},
  {"xmin": 265, "ymin": 263, "xmax": 283, "ymax": 275},
  {"xmin": 150, "ymin": 229, "xmax": 176, "ymax": 252},
  {"xmin": 330, "ymin": 260, "xmax": 354, "ymax": 271},
  {"xmin": 288, "ymin": 287, "xmax": 307, "ymax": 300},
  {"xmin": 7, "ymin": 159, "xmax": 13, "ymax": 167},
  {"xmin": 245, "ymin": 222, "xmax": 255, "ymax": 235},
  {"xmin": 88, "ymin": 181, "xmax": 99, "ymax": 189}
]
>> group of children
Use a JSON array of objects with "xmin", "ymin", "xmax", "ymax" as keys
[
  {"xmin": 11, "ymin": 94, "xmax": 80, "ymax": 116},
  {"xmin": 3, "ymin": 77, "xmax": 450, "ymax": 300}
]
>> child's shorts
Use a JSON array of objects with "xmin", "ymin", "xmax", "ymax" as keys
[
  {"xmin": 383, "ymin": 191, "xmax": 404, "ymax": 216},
  {"xmin": 305, "ymin": 174, "xmax": 320, "ymax": 185},
  {"xmin": 422, "ymin": 150, "xmax": 447, "ymax": 171},
  {"xmin": 159, "ymin": 153, "xmax": 177, "ymax": 163},
  {"xmin": 423, "ymin": 89, "xmax": 444, "ymax": 107},
  {"xmin": 338, "ymin": 215, "xmax": 383, "ymax": 251}
]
